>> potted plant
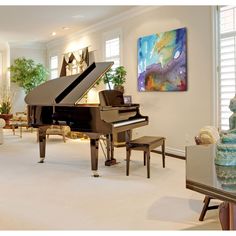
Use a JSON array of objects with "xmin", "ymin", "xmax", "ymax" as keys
[
  {"xmin": 99, "ymin": 66, "xmax": 127, "ymax": 93},
  {"xmin": 112, "ymin": 66, "xmax": 127, "ymax": 93},
  {"xmin": 9, "ymin": 57, "xmax": 49, "ymax": 94},
  {"xmin": 0, "ymin": 88, "xmax": 13, "ymax": 128}
]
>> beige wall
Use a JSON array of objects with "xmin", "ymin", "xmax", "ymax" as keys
[
  {"xmin": 0, "ymin": 42, "xmax": 10, "ymax": 89},
  {"xmin": 47, "ymin": 6, "xmax": 214, "ymax": 154}
]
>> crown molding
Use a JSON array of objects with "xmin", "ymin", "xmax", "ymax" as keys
[
  {"xmin": 9, "ymin": 41, "xmax": 47, "ymax": 50},
  {"xmin": 46, "ymin": 5, "xmax": 160, "ymax": 49}
]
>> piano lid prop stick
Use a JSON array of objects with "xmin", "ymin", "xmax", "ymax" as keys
[{"xmin": 55, "ymin": 62, "xmax": 96, "ymax": 104}]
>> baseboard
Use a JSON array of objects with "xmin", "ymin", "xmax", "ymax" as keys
[{"xmin": 151, "ymin": 146, "xmax": 186, "ymax": 160}]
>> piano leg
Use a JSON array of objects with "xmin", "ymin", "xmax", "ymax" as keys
[
  {"xmin": 90, "ymin": 138, "xmax": 99, "ymax": 177},
  {"xmin": 110, "ymin": 134, "xmax": 114, "ymax": 161},
  {"xmin": 106, "ymin": 134, "xmax": 111, "ymax": 160},
  {"xmin": 105, "ymin": 134, "xmax": 117, "ymax": 166},
  {"xmin": 126, "ymin": 130, "xmax": 132, "ymax": 142},
  {"xmin": 38, "ymin": 127, "xmax": 48, "ymax": 163}
]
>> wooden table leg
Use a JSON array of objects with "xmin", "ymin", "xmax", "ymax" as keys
[
  {"xmin": 12, "ymin": 125, "xmax": 15, "ymax": 135},
  {"xmin": 229, "ymin": 203, "xmax": 236, "ymax": 230},
  {"xmin": 162, "ymin": 139, "xmax": 165, "ymax": 168},
  {"xmin": 20, "ymin": 126, "xmax": 22, "ymax": 138}
]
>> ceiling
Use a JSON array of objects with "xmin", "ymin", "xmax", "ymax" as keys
[{"xmin": 0, "ymin": 6, "xmax": 135, "ymax": 45}]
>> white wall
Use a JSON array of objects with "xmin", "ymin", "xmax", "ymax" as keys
[
  {"xmin": 0, "ymin": 42, "xmax": 10, "ymax": 89},
  {"xmin": 0, "ymin": 52, "xmax": 2, "ymax": 88},
  {"xmin": 9, "ymin": 43, "xmax": 47, "ymax": 112},
  {"xmin": 47, "ymin": 6, "xmax": 214, "ymax": 154}
]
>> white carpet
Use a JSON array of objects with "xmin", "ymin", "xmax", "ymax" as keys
[{"xmin": 0, "ymin": 129, "xmax": 221, "ymax": 230}]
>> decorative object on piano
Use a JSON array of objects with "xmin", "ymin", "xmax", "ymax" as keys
[
  {"xmin": 9, "ymin": 57, "xmax": 48, "ymax": 94},
  {"xmin": 138, "ymin": 27, "xmax": 187, "ymax": 92},
  {"xmin": 215, "ymin": 95, "xmax": 236, "ymax": 166},
  {"xmin": 60, "ymin": 47, "xmax": 89, "ymax": 77},
  {"xmin": 0, "ymin": 85, "xmax": 13, "ymax": 128},
  {"xmin": 124, "ymin": 95, "xmax": 132, "ymax": 104}
]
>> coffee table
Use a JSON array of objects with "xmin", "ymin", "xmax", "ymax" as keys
[{"xmin": 186, "ymin": 144, "xmax": 236, "ymax": 230}]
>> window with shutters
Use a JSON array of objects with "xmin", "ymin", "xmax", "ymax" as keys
[
  {"xmin": 105, "ymin": 37, "xmax": 120, "ymax": 69},
  {"xmin": 50, "ymin": 56, "xmax": 58, "ymax": 80},
  {"xmin": 103, "ymin": 31, "xmax": 121, "ymax": 89},
  {"xmin": 219, "ymin": 6, "xmax": 236, "ymax": 130}
]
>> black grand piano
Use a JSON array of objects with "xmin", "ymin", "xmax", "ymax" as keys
[{"xmin": 25, "ymin": 62, "xmax": 148, "ymax": 177}]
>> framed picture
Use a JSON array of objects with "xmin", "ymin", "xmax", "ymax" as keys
[
  {"xmin": 138, "ymin": 27, "xmax": 187, "ymax": 92},
  {"xmin": 124, "ymin": 95, "xmax": 132, "ymax": 104}
]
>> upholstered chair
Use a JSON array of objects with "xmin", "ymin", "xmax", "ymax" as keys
[{"xmin": 46, "ymin": 125, "xmax": 70, "ymax": 142}]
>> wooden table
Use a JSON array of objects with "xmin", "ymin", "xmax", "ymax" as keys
[{"xmin": 186, "ymin": 144, "xmax": 236, "ymax": 230}]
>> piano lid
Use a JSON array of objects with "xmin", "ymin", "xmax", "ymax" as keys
[{"xmin": 25, "ymin": 62, "xmax": 113, "ymax": 106}]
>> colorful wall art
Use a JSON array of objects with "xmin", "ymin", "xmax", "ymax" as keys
[{"xmin": 138, "ymin": 28, "xmax": 187, "ymax": 92}]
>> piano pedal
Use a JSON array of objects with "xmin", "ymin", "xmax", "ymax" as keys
[
  {"xmin": 38, "ymin": 158, "xmax": 45, "ymax": 163},
  {"xmin": 92, "ymin": 171, "xmax": 100, "ymax": 177},
  {"xmin": 105, "ymin": 158, "xmax": 117, "ymax": 166}
]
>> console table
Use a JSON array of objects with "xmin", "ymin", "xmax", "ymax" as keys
[{"xmin": 186, "ymin": 144, "xmax": 236, "ymax": 230}]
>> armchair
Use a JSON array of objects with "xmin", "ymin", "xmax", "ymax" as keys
[
  {"xmin": 46, "ymin": 125, "xmax": 70, "ymax": 142},
  {"xmin": 11, "ymin": 111, "xmax": 32, "ymax": 138}
]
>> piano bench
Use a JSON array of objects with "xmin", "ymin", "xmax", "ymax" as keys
[{"xmin": 126, "ymin": 136, "xmax": 166, "ymax": 178}]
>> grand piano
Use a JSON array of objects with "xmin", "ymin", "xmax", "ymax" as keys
[{"xmin": 25, "ymin": 62, "xmax": 148, "ymax": 177}]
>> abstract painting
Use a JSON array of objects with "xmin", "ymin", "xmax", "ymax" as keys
[{"xmin": 138, "ymin": 28, "xmax": 187, "ymax": 92}]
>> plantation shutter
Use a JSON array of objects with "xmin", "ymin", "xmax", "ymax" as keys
[
  {"xmin": 219, "ymin": 6, "xmax": 236, "ymax": 130},
  {"xmin": 50, "ymin": 56, "xmax": 58, "ymax": 80}
]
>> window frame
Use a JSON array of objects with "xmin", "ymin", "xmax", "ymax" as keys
[
  {"xmin": 103, "ymin": 29, "xmax": 123, "ymax": 68},
  {"xmin": 50, "ymin": 55, "xmax": 58, "ymax": 80},
  {"xmin": 215, "ymin": 5, "xmax": 236, "ymax": 131}
]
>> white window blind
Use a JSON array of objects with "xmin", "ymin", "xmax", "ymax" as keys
[
  {"xmin": 104, "ymin": 36, "xmax": 121, "ymax": 89},
  {"xmin": 50, "ymin": 56, "xmax": 58, "ymax": 80},
  {"xmin": 219, "ymin": 6, "xmax": 236, "ymax": 130},
  {"xmin": 105, "ymin": 37, "xmax": 120, "ymax": 69}
]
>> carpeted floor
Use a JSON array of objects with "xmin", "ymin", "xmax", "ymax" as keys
[{"xmin": 0, "ymin": 129, "xmax": 221, "ymax": 230}]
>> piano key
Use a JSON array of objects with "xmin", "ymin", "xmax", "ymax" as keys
[{"xmin": 113, "ymin": 118, "xmax": 146, "ymax": 127}]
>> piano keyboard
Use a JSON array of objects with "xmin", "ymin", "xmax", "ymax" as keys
[{"xmin": 113, "ymin": 118, "xmax": 146, "ymax": 127}]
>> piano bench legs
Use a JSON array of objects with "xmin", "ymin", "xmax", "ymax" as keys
[{"xmin": 126, "ymin": 136, "xmax": 166, "ymax": 178}]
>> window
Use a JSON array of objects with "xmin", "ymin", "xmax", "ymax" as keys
[
  {"xmin": 218, "ymin": 6, "xmax": 236, "ymax": 130},
  {"xmin": 104, "ymin": 33, "xmax": 121, "ymax": 89},
  {"xmin": 105, "ymin": 37, "xmax": 120, "ymax": 69},
  {"xmin": 50, "ymin": 56, "xmax": 58, "ymax": 80}
]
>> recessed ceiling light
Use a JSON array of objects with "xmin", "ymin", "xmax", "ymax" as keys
[
  {"xmin": 52, "ymin": 32, "xmax": 56, "ymax": 36},
  {"xmin": 62, "ymin": 27, "xmax": 70, "ymax": 30}
]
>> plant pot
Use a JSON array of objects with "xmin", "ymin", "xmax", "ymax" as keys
[
  {"xmin": 0, "ymin": 114, "xmax": 13, "ymax": 128},
  {"xmin": 114, "ymin": 85, "xmax": 124, "ymax": 93}
]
